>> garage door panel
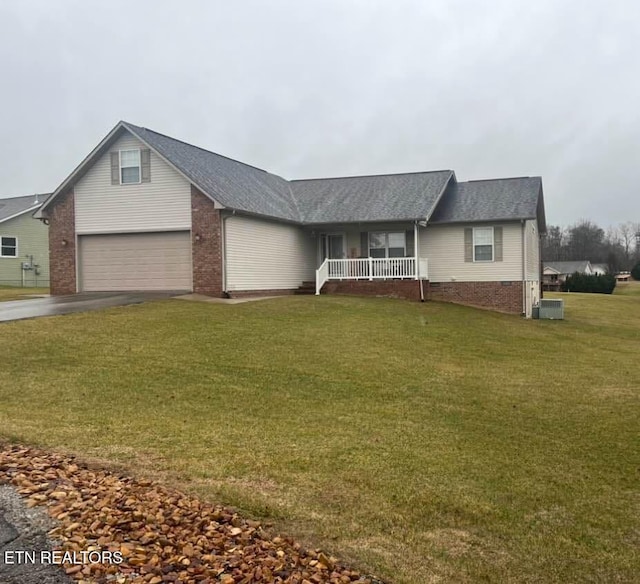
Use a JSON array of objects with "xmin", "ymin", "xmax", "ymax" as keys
[{"xmin": 79, "ymin": 232, "xmax": 192, "ymax": 292}]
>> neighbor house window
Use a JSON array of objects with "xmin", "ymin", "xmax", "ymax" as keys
[
  {"xmin": 0, "ymin": 236, "xmax": 17, "ymax": 257},
  {"xmin": 473, "ymin": 227, "xmax": 493, "ymax": 261},
  {"xmin": 120, "ymin": 149, "xmax": 141, "ymax": 184},
  {"xmin": 369, "ymin": 232, "xmax": 406, "ymax": 258}
]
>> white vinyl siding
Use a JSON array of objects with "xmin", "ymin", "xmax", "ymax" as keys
[
  {"xmin": 420, "ymin": 222, "xmax": 522, "ymax": 282},
  {"xmin": 525, "ymin": 220, "xmax": 540, "ymax": 280},
  {"xmin": 75, "ymin": 132, "xmax": 191, "ymax": 234},
  {"xmin": 225, "ymin": 215, "xmax": 315, "ymax": 291},
  {"xmin": 78, "ymin": 232, "xmax": 192, "ymax": 292}
]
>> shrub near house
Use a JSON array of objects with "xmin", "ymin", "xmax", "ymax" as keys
[{"xmin": 562, "ymin": 272, "xmax": 616, "ymax": 294}]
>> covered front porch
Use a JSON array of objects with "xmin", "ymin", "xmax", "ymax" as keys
[{"xmin": 310, "ymin": 223, "xmax": 429, "ymax": 295}]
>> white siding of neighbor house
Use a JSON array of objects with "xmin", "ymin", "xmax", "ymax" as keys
[
  {"xmin": 225, "ymin": 214, "xmax": 316, "ymax": 291},
  {"xmin": 420, "ymin": 222, "xmax": 524, "ymax": 282},
  {"xmin": 525, "ymin": 220, "xmax": 540, "ymax": 281},
  {"xmin": 74, "ymin": 132, "xmax": 192, "ymax": 234}
]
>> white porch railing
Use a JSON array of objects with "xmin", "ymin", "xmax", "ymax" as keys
[{"xmin": 315, "ymin": 257, "xmax": 428, "ymax": 295}]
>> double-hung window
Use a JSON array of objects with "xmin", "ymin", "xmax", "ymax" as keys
[
  {"xmin": 369, "ymin": 232, "xmax": 406, "ymax": 258},
  {"xmin": 473, "ymin": 227, "xmax": 494, "ymax": 261},
  {"xmin": 120, "ymin": 149, "xmax": 141, "ymax": 184},
  {"xmin": 0, "ymin": 236, "xmax": 17, "ymax": 257}
]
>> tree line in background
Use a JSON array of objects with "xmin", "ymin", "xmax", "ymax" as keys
[{"xmin": 542, "ymin": 220, "xmax": 640, "ymax": 273}]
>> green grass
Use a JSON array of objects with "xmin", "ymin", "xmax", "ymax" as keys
[
  {"xmin": 614, "ymin": 280, "xmax": 640, "ymax": 296},
  {"xmin": 0, "ymin": 286, "xmax": 49, "ymax": 301},
  {"xmin": 1, "ymin": 293, "xmax": 638, "ymax": 583}
]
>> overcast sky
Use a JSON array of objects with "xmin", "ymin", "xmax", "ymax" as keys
[{"xmin": 1, "ymin": 0, "xmax": 638, "ymax": 226}]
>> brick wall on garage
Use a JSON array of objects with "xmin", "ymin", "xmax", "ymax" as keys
[
  {"xmin": 322, "ymin": 280, "xmax": 423, "ymax": 301},
  {"xmin": 191, "ymin": 186, "xmax": 223, "ymax": 296},
  {"xmin": 427, "ymin": 281, "xmax": 523, "ymax": 313},
  {"xmin": 48, "ymin": 189, "xmax": 76, "ymax": 296}
]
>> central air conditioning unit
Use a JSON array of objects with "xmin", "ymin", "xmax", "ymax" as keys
[{"xmin": 534, "ymin": 298, "xmax": 564, "ymax": 320}]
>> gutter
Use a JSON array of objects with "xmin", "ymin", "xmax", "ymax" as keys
[
  {"xmin": 415, "ymin": 218, "xmax": 428, "ymax": 302},
  {"xmin": 221, "ymin": 209, "xmax": 236, "ymax": 295},
  {"xmin": 521, "ymin": 219, "xmax": 526, "ymax": 316}
]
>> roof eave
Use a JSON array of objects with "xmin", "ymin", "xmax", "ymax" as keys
[
  {"xmin": 36, "ymin": 121, "xmax": 227, "ymax": 219},
  {"xmin": 1, "ymin": 204, "xmax": 44, "ymax": 225},
  {"xmin": 36, "ymin": 121, "xmax": 129, "ymax": 219}
]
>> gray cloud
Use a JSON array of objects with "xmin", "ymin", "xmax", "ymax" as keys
[{"xmin": 1, "ymin": 0, "xmax": 639, "ymax": 226}]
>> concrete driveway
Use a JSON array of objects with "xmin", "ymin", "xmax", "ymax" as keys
[{"xmin": 0, "ymin": 292, "xmax": 180, "ymax": 323}]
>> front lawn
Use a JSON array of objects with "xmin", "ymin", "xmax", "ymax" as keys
[
  {"xmin": 614, "ymin": 280, "xmax": 640, "ymax": 296},
  {"xmin": 0, "ymin": 294, "xmax": 638, "ymax": 583},
  {"xmin": 0, "ymin": 285, "xmax": 49, "ymax": 301}
]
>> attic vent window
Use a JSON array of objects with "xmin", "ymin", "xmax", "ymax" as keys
[{"xmin": 120, "ymin": 149, "xmax": 141, "ymax": 184}]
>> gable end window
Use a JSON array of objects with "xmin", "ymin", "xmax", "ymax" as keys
[
  {"xmin": 111, "ymin": 148, "xmax": 151, "ymax": 185},
  {"xmin": 120, "ymin": 149, "xmax": 141, "ymax": 184},
  {"xmin": 473, "ymin": 227, "xmax": 494, "ymax": 262},
  {"xmin": 0, "ymin": 236, "xmax": 17, "ymax": 258}
]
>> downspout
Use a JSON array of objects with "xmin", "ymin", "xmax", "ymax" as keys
[
  {"xmin": 415, "ymin": 220, "xmax": 425, "ymax": 302},
  {"xmin": 221, "ymin": 210, "xmax": 236, "ymax": 296},
  {"xmin": 521, "ymin": 219, "xmax": 526, "ymax": 316}
]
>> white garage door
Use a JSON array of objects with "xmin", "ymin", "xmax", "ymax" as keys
[{"xmin": 79, "ymin": 232, "xmax": 192, "ymax": 292}]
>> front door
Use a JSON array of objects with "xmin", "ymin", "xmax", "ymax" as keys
[
  {"xmin": 320, "ymin": 233, "xmax": 346, "ymax": 278},
  {"xmin": 320, "ymin": 233, "xmax": 345, "ymax": 260}
]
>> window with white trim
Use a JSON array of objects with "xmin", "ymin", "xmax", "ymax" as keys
[
  {"xmin": 369, "ymin": 232, "xmax": 406, "ymax": 258},
  {"xmin": 473, "ymin": 227, "xmax": 493, "ymax": 261},
  {"xmin": 120, "ymin": 149, "xmax": 141, "ymax": 184},
  {"xmin": 0, "ymin": 236, "xmax": 17, "ymax": 257}
]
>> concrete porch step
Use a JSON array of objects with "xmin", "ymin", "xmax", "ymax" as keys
[{"xmin": 296, "ymin": 281, "xmax": 316, "ymax": 295}]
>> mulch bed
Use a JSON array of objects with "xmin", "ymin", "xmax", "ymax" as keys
[{"xmin": 0, "ymin": 445, "xmax": 382, "ymax": 584}]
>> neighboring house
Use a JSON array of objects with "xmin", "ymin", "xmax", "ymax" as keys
[
  {"xmin": 615, "ymin": 272, "xmax": 631, "ymax": 282},
  {"xmin": 0, "ymin": 194, "xmax": 50, "ymax": 287},
  {"xmin": 36, "ymin": 121, "xmax": 546, "ymax": 316},
  {"xmin": 543, "ymin": 260, "xmax": 593, "ymax": 290}
]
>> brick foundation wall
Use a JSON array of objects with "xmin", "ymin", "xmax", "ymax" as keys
[
  {"xmin": 191, "ymin": 186, "xmax": 223, "ymax": 296},
  {"xmin": 322, "ymin": 280, "xmax": 423, "ymax": 301},
  {"xmin": 428, "ymin": 281, "xmax": 524, "ymax": 314},
  {"xmin": 226, "ymin": 289, "xmax": 298, "ymax": 298},
  {"xmin": 48, "ymin": 189, "xmax": 76, "ymax": 296}
]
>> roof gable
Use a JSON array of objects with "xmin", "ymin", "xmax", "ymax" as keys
[{"xmin": 429, "ymin": 177, "xmax": 544, "ymax": 228}]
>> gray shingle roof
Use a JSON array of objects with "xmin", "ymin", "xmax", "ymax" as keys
[
  {"xmin": 125, "ymin": 123, "xmax": 453, "ymax": 223},
  {"xmin": 123, "ymin": 123, "xmax": 300, "ymax": 222},
  {"xmin": 39, "ymin": 121, "xmax": 545, "ymax": 227},
  {"xmin": 0, "ymin": 194, "xmax": 49, "ymax": 223},
  {"xmin": 290, "ymin": 171, "xmax": 453, "ymax": 223},
  {"xmin": 429, "ymin": 177, "xmax": 543, "ymax": 225},
  {"xmin": 544, "ymin": 261, "xmax": 592, "ymax": 275}
]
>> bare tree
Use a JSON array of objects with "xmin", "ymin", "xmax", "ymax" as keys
[{"xmin": 618, "ymin": 222, "xmax": 635, "ymax": 267}]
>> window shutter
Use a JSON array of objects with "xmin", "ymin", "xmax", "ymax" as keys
[
  {"xmin": 464, "ymin": 227, "xmax": 473, "ymax": 262},
  {"xmin": 494, "ymin": 226, "xmax": 503, "ymax": 261},
  {"xmin": 405, "ymin": 230, "xmax": 414, "ymax": 257},
  {"xmin": 110, "ymin": 152, "xmax": 120, "ymax": 185},
  {"xmin": 141, "ymin": 149, "xmax": 151, "ymax": 183},
  {"xmin": 360, "ymin": 232, "xmax": 368, "ymax": 257}
]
